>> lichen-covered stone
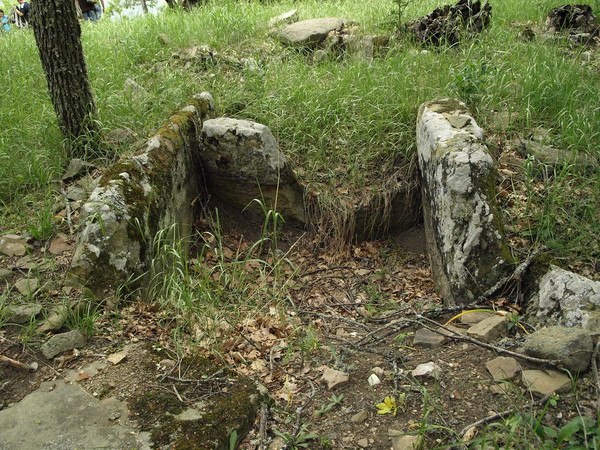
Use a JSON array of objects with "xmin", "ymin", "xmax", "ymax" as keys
[
  {"xmin": 523, "ymin": 326, "xmax": 593, "ymax": 373},
  {"xmin": 527, "ymin": 265, "xmax": 600, "ymax": 328},
  {"xmin": 417, "ymin": 98, "xmax": 513, "ymax": 305},
  {"xmin": 200, "ymin": 117, "xmax": 305, "ymax": 223},
  {"xmin": 69, "ymin": 93, "xmax": 216, "ymax": 297}
]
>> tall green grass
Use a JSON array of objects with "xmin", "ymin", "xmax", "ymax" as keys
[{"xmin": 1, "ymin": 0, "xmax": 598, "ymax": 261}]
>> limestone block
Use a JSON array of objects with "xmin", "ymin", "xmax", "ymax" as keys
[
  {"xmin": 524, "ymin": 326, "xmax": 593, "ymax": 373},
  {"xmin": 200, "ymin": 118, "xmax": 305, "ymax": 223},
  {"xmin": 275, "ymin": 17, "xmax": 345, "ymax": 47},
  {"xmin": 417, "ymin": 98, "xmax": 513, "ymax": 305},
  {"xmin": 527, "ymin": 265, "xmax": 600, "ymax": 328}
]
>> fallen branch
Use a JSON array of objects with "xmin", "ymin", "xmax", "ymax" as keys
[
  {"xmin": 0, "ymin": 354, "xmax": 37, "ymax": 371},
  {"xmin": 459, "ymin": 394, "xmax": 551, "ymax": 439},
  {"xmin": 258, "ymin": 403, "xmax": 269, "ymax": 450},
  {"xmin": 415, "ymin": 314, "xmax": 562, "ymax": 368},
  {"xmin": 592, "ymin": 340, "xmax": 600, "ymax": 413}
]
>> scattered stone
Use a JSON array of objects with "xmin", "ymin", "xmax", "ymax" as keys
[
  {"xmin": 64, "ymin": 184, "xmax": 88, "ymax": 202},
  {"xmin": 268, "ymin": 9, "xmax": 298, "ymax": 28},
  {"xmin": 357, "ymin": 438, "xmax": 369, "ymax": 448},
  {"xmin": 124, "ymin": 78, "xmax": 147, "ymax": 97},
  {"xmin": 107, "ymin": 351, "xmax": 128, "ymax": 366},
  {"xmin": 521, "ymin": 369, "xmax": 571, "ymax": 397},
  {"xmin": 6, "ymin": 303, "xmax": 43, "ymax": 324},
  {"xmin": 61, "ymin": 158, "xmax": 96, "ymax": 181},
  {"xmin": 14, "ymin": 278, "xmax": 40, "ymax": 297},
  {"xmin": 368, "ymin": 374, "xmax": 381, "ymax": 386},
  {"xmin": 405, "ymin": 0, "xmax": 492, "ymax": 47},
  {"xmin": 523, "ymin": 326, "xmax": 593, "ymax": 373},
  {"xmin": 49, "ymin": 233, "xmax": 72, "ymax": 255},
  {"xmin": 485, "ymin": 356, "xmax": 521, "ymax": 381},
  {"xmin": 459, "ymin": 311, "xmax": 495, "ymax": 324},
  {"xmin": 518, "ymin": 140, "xmax": 598, "ymax": 172},
  {"xmin": 417, "ymin": 99, "xmax": 513, "ymax": 305},
  {"xmin": 411, "ymin": 362, "xmax": 442, "ymax": 380},
  {"xmin": 37, "ymin": 304, "xmax": 71, "ymax": 333},
  {"xmin": 159, "ymin": 358, "xmax": 177, "ymax": 368},
  {"xmin": 467, "ymin": 315, "xmax": 507, "ymax": 342},
  {"xmin": 527, "ymin": 265, "xmax": 600, "ymax": 329},
  {"xmin": 351, "ymin": 409, "xmax": 368, "ymax": 423},
  {"xmin": 0, "ymin": 268, "xmax": 12, "ymax": 281},
  {"xmin": 413, "ymin": 327, "xmax": 447, "ymax": 348},
  {"xmin": 0, "ymin": 234, "xmax": 27, "ymax": 257},
  {"xmin": 275, "ymin": 17, "xmax": 345, "ymax": 48},
  {"xmin": 269, "ymin": 437, "xmax": 286, "ymax": 450},
  {"xmin": 174, "ymin": 408, "xmax": 204, "ymax": 421},
  {"xmin": 200, "ymin": 118, "xmax": 305, "ymax": 223},
  {"xmin": 391, "ymin": 434, "xmax": 423, "ymax": 450},
  {"xmin": 41, "ymin": 330, "xmax": 86, "ymax": 359},
  {"xmin": 489, "ymin": 383, "xmax": 513, "ymax": 395},
  {"xmin": 321, "ymin": 367, "xmax": 350, "ymax": 389}
]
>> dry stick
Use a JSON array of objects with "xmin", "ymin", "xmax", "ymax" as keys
[
  {"xmin": 356, "ymin": 318, "xmax": 410, "ymax": 345},
  {"xmin": 0, "ymin": 354, "xmax": 36, "ymax": 371},
  {"xmin": 258, "ymin": 403, "xmax": 269, "ymax": 450},
  {"xmin": 592, "ymin": 341, "xmax": 600, "ymax": 413},
  {"xmin": 459, "ymin": 394, "xmax": 551, "ymax": 439},
  {"xmin": 415, "ymin": 314, "xmax": 562, "ymax": 368},
  {"xmin": 303, "ymin": 311, "xmax": 370, "ymax": 331}
]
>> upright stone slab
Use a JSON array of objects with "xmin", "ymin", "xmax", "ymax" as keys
[
  {"xmin": 417, "ymin": 99, "xmax": 512, "ymax": 305},
  {"xmin": 69, "ymin": 93, "xmax": 215, "ymax": 297},
  {"xmin": 200, "ymin": 118, "xmax": 305, "ymax": 223}
]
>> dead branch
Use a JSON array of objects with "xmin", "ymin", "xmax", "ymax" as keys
[
  {"xmin": 592, "ymin": 340, "xmax": 600, "ymax": 413},
  {"xmin": 459, "ymin": 394, "xmax": 551, "ymax": 439},
  {"xmin": 258, "ymin": 403, "xmax": 269, "ymax": 450},
  {"xmin": 0, "ymin": 354, "xmax": 37, "ymax": 371},
  {"xmin": 415, "ymin": 314, "xmax": 563, "ymax": 368}
]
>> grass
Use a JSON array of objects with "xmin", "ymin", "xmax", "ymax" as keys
[{"xmin": 1, "ymin": 0, "xmax": 598, "ymax": 263}]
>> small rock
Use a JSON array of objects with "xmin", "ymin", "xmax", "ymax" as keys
[
  {"xmin": 443, "ymin": 113, "xmax": 471, "ymax": 129},
  {"xmin": 351, "ymin": 409, "xmax": 368, "ymax": 423},
  {"xmin": 269, "ymin": 436, "xmax": 286, "ymax": 450},
  {"xmin": 391, "ymin": 434, "xmax": 423, "ymax": 450},
  {"xmin": 322, "ymin": 367, "xmax": 349, "ymax": 390},
  {"xmin": 523, "ymin": 326, "xmax": 593, "ymax": 373},
  {"xmin": 459, "ymin": 311, "xmax": 495, "ymax": 324},
  {"xmin": 41, "ymin": 330, "xmax": 86, "ymax": 359},
  {"xmin": 37, "ymin": 305, "xmax": 70, "ymax": 333},
  {"xmin": 268, "ymin": 9, "xmax": 298, "ymax": 28},
  {"xmin": 467, "ymin": 315, "xmax": 508, "ymax": 342},
  {"xmin": 413, "ymin": 328, "xmax": 446, "ymax": 348},
  {"xmin": 49, "ymin": 233, "xmax": 72, "ymax": 255},
  {"xmin": 174, "ymin": 408, "xmax": 203, "ymax": 421},
  {"xmin": 14, "ymin": 278, "xmax": 39, "ymax": 296},
  {"xmin": 61, "ymin": 158, "xmax": 95, "ymax": 181},
  {"xmin": 107, "ymin": 351, "xmax": 127, "ymax": 365},
  {"xmin": 275, "ymin": 17, "xmax": 345, "ymax": 48},
  {"xmin": 0, "ymin": 268, "xmax": 12, "ymax": 281},
  {"xmin": 521, "ymin": 369, "xmax": 571, "ymax": 397},
  {"xmin": 108, "ymin": 410, "xmax": 121, "ymax": 421},
  {"xmin": 0, "ymin": 235, "xmax": 27, "ymax": 257},
  {"xmin": 411, "ymin": 362, "xmax": 442, "ymax": 380},
  {"xmin": 357, "ymin": 438, "xmax": 369, "ymax": 448},
  {"xmin": 6, "ymin": 303, "xmax": 43, "ymax": 324},
  {"xmin": 159, "ymin": 358, "xmax": 177, "ymax": 368},
  {"xmin": 485, "ymin": 357, "xmax": 521, "ymax": 381},
  {"xmin": 368, "ymin": 374, "xmax": 381, "ymax": 386}
]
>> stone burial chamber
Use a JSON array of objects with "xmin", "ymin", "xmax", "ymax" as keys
[{"xmin": 69, "ymin": 92, "xmax": 515, "ymax": 309}]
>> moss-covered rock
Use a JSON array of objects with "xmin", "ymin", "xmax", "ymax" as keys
[
  {"xmin": 69, "ymin": 93, "xmax": 216, "ymax": 298},
  {"xmin": 129, "ymin": 356, "xmax": 265, "ymax": 449},
  {"xmin": 417, "ymin": 98, "xmax": 514, "ymax": 305}
]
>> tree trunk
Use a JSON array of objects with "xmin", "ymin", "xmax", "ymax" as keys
[
  {"xmin": 140, "ymin": 0, "xmax": 148, "ymax": 14},
  {"xmin": 31, "ymin": 0, "xmax": 100, "ymax": 158}
]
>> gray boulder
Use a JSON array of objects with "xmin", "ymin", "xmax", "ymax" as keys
[
  {"xmin": 200, "ymin": 118, "xmax": 305, "ymax": 223},
  {"xmin": 275, "ymin": 17, "xmax": 345, "ymax": 48},
  {"xmin": 523, "ymin": 326, "xmax": 593, "ymax": 373},
  {"xmin": 417, "ymin": 98, "xmax": 513, "ymax": 305},
  {"xmin": 41, "ymin": 330, "xmax": 86, "ymax": 359},
  {"xmin": 527, "ymin": 265, "xmax": 600, "ymax": 329}
]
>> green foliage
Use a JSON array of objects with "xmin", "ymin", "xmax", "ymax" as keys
[
  {"xmin": 315, "ymin": 393, "xmax": 344, "ymax": 417},
  {"xmin": 65, "ymin": 300, "xmax": 102, "ymax": 336},
  {"xmin": 273, "ymin": 425, "xmax": 319, "ymax": 449}
]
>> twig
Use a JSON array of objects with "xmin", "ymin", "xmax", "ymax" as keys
[
  {"xmin": 592, "ymin": 340, "xmax": 600, "ymax": 413},
  {"xmin": 415, "ymin": 314, "xmax": 562, "ymax": 368},
  {"xmin": 258, "ymin": 403, "xmax": 269, "ymax": 450},
  {"xmin": 283, "ymin": 380, "xmax": 317, "ymax": 450},
  {"xmin": 459, "ymin": 394, "xmax": 551, "ymax": 439},
  {"xmin": 302, "ymin": 311, "xmax": 370, "ymax": 331},
  {"xmin": 356, "ymin": 318, "xmax": 410, "ymax": 345},
  {"xmin": 172, "ymin": 385, "xmax": 184, "ymax": 403},
  {"xmin": 0, "ymin": 354, "xmax": 37, "ymax": 371}
]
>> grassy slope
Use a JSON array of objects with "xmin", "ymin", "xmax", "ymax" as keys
[{"xmin": 0, "ymin": 0, "xmax": 598, "ymax": 262}]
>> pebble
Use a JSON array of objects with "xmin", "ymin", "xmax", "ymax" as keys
[
  {"xmin": 14, "ymin": 278, "xmax": 40, "ymax": 296},
  {"xmin": 485, "ymin": 356, "xmax": 521, "ymax": 381},
  {"xmin": 351, "ymin": 409, "xmax": 368, "ymax": 423},
  {"xmin": 321, "ymin": 367, "xmax": 349, "ymax": 390},
  {"xmin": 413, "ymin": 327, "xmax": 446, "ymax": 348},
  {"xmin": 411, "ymin": 362, "xmax": 442, "ymax": 380}
]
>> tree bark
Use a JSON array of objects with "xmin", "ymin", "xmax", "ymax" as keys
[{"xmin": 31, "ymin": 0, "xmax": 100, "ymax": 158}]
